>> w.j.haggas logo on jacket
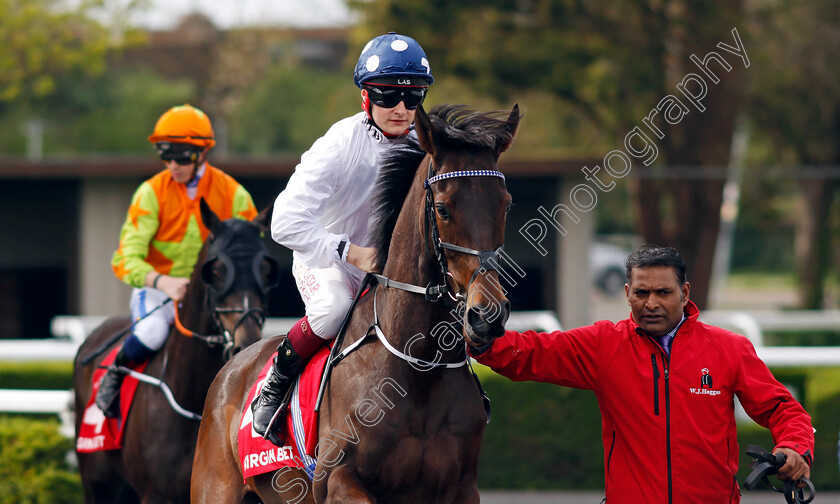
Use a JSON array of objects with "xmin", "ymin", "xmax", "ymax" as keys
[{"xmin": 690, "ymin": 367, "xmax": 721, "ymax": 396}]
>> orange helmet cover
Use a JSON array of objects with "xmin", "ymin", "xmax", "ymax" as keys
[{"xmin": 148, "ymin": 104, "xmax": 216, "ymax": 149}]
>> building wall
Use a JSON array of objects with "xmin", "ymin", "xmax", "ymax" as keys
[
  {"xmin": 79, "ymin": 179, "xmax": 138, "ymax": 317},
  {"xmin": 0, "ymin": 158, "xmax": 590, "ymax": 338}
]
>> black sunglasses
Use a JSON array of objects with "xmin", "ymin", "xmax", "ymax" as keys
[
  {"xmin": 365, "ymin": 85, "xmax": 427, "ymax": 110},
  {"xmin": 160, "ymin": 152, "xmax": 199, "ymax": 165},
  {"xmin": 155, "ymin": 142, "xmax": 201, "ymax": 165}
]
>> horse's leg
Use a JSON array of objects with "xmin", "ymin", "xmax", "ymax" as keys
[
  {"xmin": 319, "ymin": 468, "xmax": 377, "ymax": 504},
  {"xmin": 251, "ymin": 469, "xmax": 315, "ymax": 504},
  {"xmin": 191, "ymin": 415, "xmax": 247, "ymax": 504},
  {"xmin": 191, "ymin": 341, "xmax": 271, "ymax": 504},
  {"xmin": 77, "ymin": 452, "xmax": 138, "ymax": 503},
  {"xmin": 452, "ymin": 483, "xmax": 481, "ymax": 504}
]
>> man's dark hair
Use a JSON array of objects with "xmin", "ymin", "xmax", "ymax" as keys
[{"xmin": 625, "ymin": 245, "xmax": 687, "ymax": 285}]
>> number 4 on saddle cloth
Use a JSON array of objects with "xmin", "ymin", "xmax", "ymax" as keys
[
  {"xmin": 77, "ymin": 347, "xmax": 149, "ymax": 453},
  {"xmin": 237, "ymin": 345, "xmax": 332, "ymax": 482},
  {"xmin": 743, "ymin": 445, "xmax": 815, "ymax": 504}
]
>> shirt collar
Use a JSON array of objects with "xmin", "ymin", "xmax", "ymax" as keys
[{"xmin": 664, "ymin": 312, "xmax": 687, "ymax": 340}]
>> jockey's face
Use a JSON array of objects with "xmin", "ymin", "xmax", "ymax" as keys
[
  {"xmin": 164, "ymin": 158, "xmax": 197, "ymax": 184},
  {"xmin": 370, "ymin": 101, "xmax": 416, "ymax": 137},
  {"xmin": 626, "ymin": 265, "xmax": 690, "ymax": 338}
]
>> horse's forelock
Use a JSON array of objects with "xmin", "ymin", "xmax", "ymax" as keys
[
  {"xmin": 370, "ymin": 104, "xmax": 514, "ymax": 270},
  {"xmin": 428, "ymin": 104, "xmax": 516, "ymax": 153}
]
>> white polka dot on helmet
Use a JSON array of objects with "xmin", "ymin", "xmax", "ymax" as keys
[{"xmin": 354, "ymin": 32, "xmax": 433, "ymax": 88}]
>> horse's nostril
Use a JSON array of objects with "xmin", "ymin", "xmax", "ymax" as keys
[
  {"xmin": 467, "ymin": 300, "xmax": 511, "ymax": 334},
  {"xmin": 467, "ymin": 308, "xmax": 485, "ymax": 330}
]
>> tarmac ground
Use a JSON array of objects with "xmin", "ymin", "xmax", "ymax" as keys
[{"xmin": 480, "ymin": 490, "xmax": 839, "ymax": 503}]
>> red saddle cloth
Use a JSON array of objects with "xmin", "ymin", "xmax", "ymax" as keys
[
  {"xmin": 76, "ymin": 347, "xmax": 148, "ymax": 453},
  {"xmin": 237, "ymin": 345, "xmax": 331, "ymax": 482}
]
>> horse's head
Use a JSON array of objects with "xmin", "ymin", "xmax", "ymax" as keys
[
  {"xmin": 414, "ymin": 104, "xmax": 520, "ymax": 348},
  {"xmin": 198, "ymin": 198, "xmax": 279, "ymax": 357}
]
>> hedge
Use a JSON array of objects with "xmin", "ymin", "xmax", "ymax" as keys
[
  {"xmin": 0, "ymin": 361, "xmax": 74, "ymax": 390},
  {"xmin": 1, "ymin": 361, "xmax": 837, "ymax": 496},
  {"xmin": 0, "ymin": 415, "xmax": 82, "ymax": 504},
  {"xmin": 476, "ymin": 364, "xmax": 840, "ymax": 491}
]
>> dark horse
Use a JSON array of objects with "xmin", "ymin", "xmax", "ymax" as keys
[
  {"xmin": 192, "ymin": 104, "xmax": 519, "ymax": 503},
  {"xmin": 73, "ymin": 199, "xmax": 279, "ymax": 503}
]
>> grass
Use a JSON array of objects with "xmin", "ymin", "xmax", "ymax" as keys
[
  {"xmin": 0, "ymin": 361, "xmax": 75, "ymax": 390},
  {"xmin": 727, "ymin": 271, "xmax": 798, "ymax": 290}
]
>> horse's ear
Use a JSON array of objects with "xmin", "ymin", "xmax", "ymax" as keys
[
  {"xmin": 498, "ymin": 103, "xmax": 521, "ymax": 154},
  {"xmin": 414, "ymin": 105, "xmax": 437, "ymax": 157},
  {"xmin": 200, "ymin": 197, "xmax": 222, "ymax": 237},
  {"xmin": 252, "ymin": 204, "xmax": 272, "ymax": 231}
]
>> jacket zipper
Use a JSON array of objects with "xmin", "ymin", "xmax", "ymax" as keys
[
  {"xmin": 728, "ymin": 438, "xmax": 740, "ymax": 500},
  {"xmin": 665, "ymin": 363, "xmax": 673, "ymax": 504},
  {"xmin": 651, "ymin": 354, "xmax": 660, "ymax": 416},
  {"xmin": 605, "ymin": 430, "xmax": 615, "ymax": 498}
]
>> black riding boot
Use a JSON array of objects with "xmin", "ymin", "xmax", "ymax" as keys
[
  {"xmin": 251, "ymin": 337, "xmax": 305, "ymax": 446},
  {"xmin": 95, "ymin": 349, "xmax": 131, "ymax": 418}
]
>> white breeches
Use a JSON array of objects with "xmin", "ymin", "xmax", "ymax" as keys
[
  {"xmin": 129, "ymin": 287, "xmax": 175, "ymax": 351},
  {"xmin": 292, "ymin": 256, "xmax": 366, "ymax": 340}
]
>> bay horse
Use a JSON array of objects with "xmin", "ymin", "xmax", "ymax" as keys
[
  {"xmin": 191, "ymin": 104, "xmax": 520, "ymax": 503},
  {"xmin": 73, "ymin": 198, "xmax": 279, "ymax": 503}
]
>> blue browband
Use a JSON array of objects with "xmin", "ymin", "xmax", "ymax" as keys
[{"xmin": 424, "ymin": 170, "xmax": 505, "ymax": 187}]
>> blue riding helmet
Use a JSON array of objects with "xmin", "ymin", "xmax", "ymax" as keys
[{"xmin": 354, "ymin": 32, "xmax": 434, "ymax": 88}]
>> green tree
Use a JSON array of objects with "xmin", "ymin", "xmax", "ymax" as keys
[
  {"xmin": 746, "ymin": 0, "xmax": 840, "ymax": 308},
  {"xmin": 350, "ymin": 0, "xmax": 748, "ymax": 308},
  {"xmin": 0, "ymin": 67, "xmax": 195, "ymax": 155},
  {"xmin": 0, "ymin": 0, "xmax": 141, "ymax": 105},
  {"xmin": 229, "ymin": 64, "xmax": 359, "ymax": 155}
]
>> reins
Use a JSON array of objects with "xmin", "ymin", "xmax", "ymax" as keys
[
  {"xmin": 744, "ymin": 445, "xmax": 815, "ymax": 504},
  {"xmin": 372, "ymin": 159, "xmax": 506, "ymax": 306},
  {"xmin": 173, "ymin": 296, "xmax": 267, "ymax": 361},
  {"xmin": 313, "ymin": 161, "xmax": 504, "ymax": 421},
  {"xmin": 80, "ymin": 299, "xmax": 173, "ymax": 366},
  {"xmin": 110, "ymin": 364, "xmax": 203, "ymax": 421},
  {"xmin": 331, "ymin": 287, "xmax": 468, "ymax": 370}
]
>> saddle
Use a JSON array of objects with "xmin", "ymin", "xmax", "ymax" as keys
[{"xmin": 743, "ymin": 445, "xmax": 815, "ymax": 504}]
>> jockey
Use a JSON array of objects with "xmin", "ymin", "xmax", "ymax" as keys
[
  {"xmin": 251, "ymin": 32, "xmax": 434, "ymax": 445},
  {"xmin": 95, "ymin": 104, "xmax": 257, "ymax": 418}
]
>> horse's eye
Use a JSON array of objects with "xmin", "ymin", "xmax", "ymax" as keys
[{"xmin": 435, "ymin": 204, "xmax": 449, "ymax": 221}]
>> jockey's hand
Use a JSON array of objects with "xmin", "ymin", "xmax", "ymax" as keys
[
  {"xmin": 347, "ymin": 244, "xmax": 379, "ymax": 273},
  {"xmin": 773, "ymin": 447, "xmax": 810, "ymax": 486},
  {"xmin": 156, "ymin": 275, "xmax": 189, "ymax": 302}
]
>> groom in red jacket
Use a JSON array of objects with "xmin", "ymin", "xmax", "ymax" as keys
[{"xmin": 469, "ymin": 245, "xmax": 813, "ymax": 504}]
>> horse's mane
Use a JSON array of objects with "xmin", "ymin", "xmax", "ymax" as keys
[{"xmin": 369, "ymin": 104, "xmax": 515, "ymax": 270}]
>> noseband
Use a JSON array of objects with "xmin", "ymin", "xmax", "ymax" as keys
[{"xmin": 375, "ymin": 159, "xmax": 506, "ymax": 306}]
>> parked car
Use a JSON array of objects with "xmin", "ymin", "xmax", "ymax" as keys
[{"xmin": 591, "ymin": 242, "xmax": 629, "ymax": 296}]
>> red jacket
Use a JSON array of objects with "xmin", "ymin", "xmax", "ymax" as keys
[{"xmin": 472, "ymin": 302, "xmax": 813, "ymax": 503}]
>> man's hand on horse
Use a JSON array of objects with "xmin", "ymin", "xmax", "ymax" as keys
[
  {"xmin": 347, "ymin": 244, "xmax": 379, "ymax": 273},
  {"xmin": 150, "ymin": 273, "xmax": 189, "ymax": 302},
  {"xmin": 773, "ymin": 447, "xmax": 810, "ymax": 485}
]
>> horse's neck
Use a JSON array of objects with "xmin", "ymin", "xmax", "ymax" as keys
[
  {"xmin": 377, "ymin": 159, "xmax": 463, "ymax": 360},
  {"xmin": 165, "ymin": 282, "xmax": 221, "ymax": 379},
  {"xmin": 179, "ymin": 282, "xmax": 214, "ymax": 335}
]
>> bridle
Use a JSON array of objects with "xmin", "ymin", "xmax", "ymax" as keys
[
  {"xmin": 321, "ymin": 158, "xmax": 503, "ymax": 417},
  {"xmin": 175, "ymin": 228, "xmax": 279, "ymax": 361},
  {"xmin": 373, "ymin": 158, "xmax": 506, "ymax": 308},
  {"xmin": 174, "ymin": 295, "xmax": 267, "ymax": 362}
]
